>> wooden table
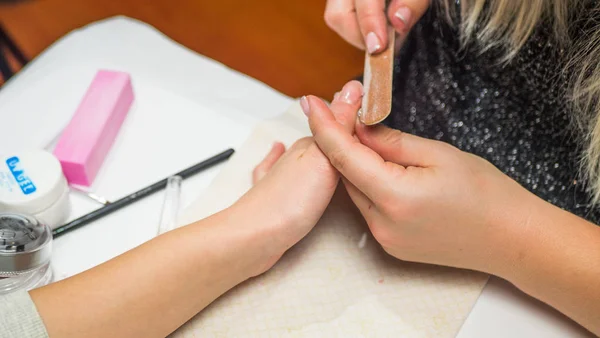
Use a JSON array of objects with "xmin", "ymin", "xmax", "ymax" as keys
[{"xmin": 0, "ymin": 0, "xmax": 364, "ymax": 98}]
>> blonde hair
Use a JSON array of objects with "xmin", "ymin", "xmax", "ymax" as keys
[{"xmin": 440, "ymin": 0, "xmax": 600, "ymax": 204}]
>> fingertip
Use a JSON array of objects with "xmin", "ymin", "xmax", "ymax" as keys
[
  {"xmin": 333, "ymin": 91, "xmax": 340, "ymax": 102},
  {"xmin": 306, "ymin": 95, "xmax": 336, "ymax": 135},
  {"xmin": 366, "ymin": 31, "xmax": 385, "ymax": 54},
  {"xmin": 355, "ymin": 1, "xmax": 389, "ymax": 54},
  {"xmin": 347, "ymin": 80, "xmax": 365, "ymax": 95},
  {"xmin": 307, "ymin": 95, "xmax": 333, "ymax": 118},
  {"xmin": 306, "ymin": 95, "xmax": 329, "ymax": 116},
  {"xmin": 302, "ymin": 95, "xmax": 330, "ymax": 117},
  {"xmin": 272, "ymin": 142, "xmax": 286, "ymax": 153},
  {"xmin": 269, "ymin": 142, "xmax": 286, "ymax": 160},
  {"xmin": 327, "ymin": 81, "xmax": 363, "ymax": 133},
  {"xmin": 334, "ymin": 80, "xmax": 364, "ymax": 106},
  {"xmin": 324, "ymin": 0, "xmax": 368, "ymax": 50},
  {"xmin": 387, "ymin": 0, "xmax": 431, "ymax": 34},
  {"xmin": 300, "ymin": 96, "xmax": 310, "ymax": 116},
  {"xmin": 388, "ymin": 7, "xmax": 412, "ymax": 33}
]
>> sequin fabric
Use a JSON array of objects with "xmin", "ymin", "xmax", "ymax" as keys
[{"xmin": 385, "ymin": 5, "xmax": 600, "ymax": 223}]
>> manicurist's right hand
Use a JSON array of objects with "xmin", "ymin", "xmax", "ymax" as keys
[
  {"xmin": 305, "ymin": 81, "xmax": 540, "ymax": 278},
  {"xmin": 324, "ymin": 0, "xmax": 430, "ymax": 53}
]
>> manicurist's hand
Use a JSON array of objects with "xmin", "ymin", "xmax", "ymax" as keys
[
  {"xmin": 303, "ymin": 81, "xmax": 540, "ymax": 276},
  {"xmin": 324, "ymin": 0, "xmax": 430, "ymax": 53},
  {"xmin": 304, "ymin": 81, "xmax": 600, "ymax": 335}
]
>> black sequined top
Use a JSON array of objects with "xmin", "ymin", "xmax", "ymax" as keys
[{"xmin": 385, "ymin": 5, "xmax": 600, "ymax": 223}]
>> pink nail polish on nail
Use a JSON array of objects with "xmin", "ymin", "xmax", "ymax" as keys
[
  {"xmin": 394, "ymin": 7, "xmax": 412, "ymax": 31},
  {"xmin": 366, "ymin": 32, "xmax": 382, "ymax": 54},
  {"xmin": 300, "ymin": 96, "xmax": 310, "ymax": 116}
]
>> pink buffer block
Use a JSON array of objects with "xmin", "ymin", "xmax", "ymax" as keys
[{"xmin": 53, "ymin": 70, "xmax": 134, "ymax": 186}]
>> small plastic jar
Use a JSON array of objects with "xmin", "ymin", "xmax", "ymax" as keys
[
  {"xmin": 0, "ymin": 213, "xmax": 53, "ymax": 295},
  {"xmin": 0, "ymin": 150, "xmax": 70, "ymax": 229}
]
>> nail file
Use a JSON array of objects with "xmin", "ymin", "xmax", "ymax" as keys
[
  {"xmin": 360, "ymin": 27, "xmax": 396, "ymax": 125},
  {"xmin": 53, "ymin": 70, "xmax": 134, "ymax": 186}
]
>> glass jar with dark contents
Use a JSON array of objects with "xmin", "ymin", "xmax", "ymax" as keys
[{"xmin": 0, "ymin": 213, "xmax": 53, "ymax": 294}]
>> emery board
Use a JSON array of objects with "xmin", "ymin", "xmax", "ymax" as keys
[{"xmin": 360, "ymin": 27, "xmax": 396, "ymax": 125}]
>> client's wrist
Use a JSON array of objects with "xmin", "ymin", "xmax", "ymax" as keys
[{"xmin": 210, "ymin": 202, "xmax": 289, "ymax": 277}]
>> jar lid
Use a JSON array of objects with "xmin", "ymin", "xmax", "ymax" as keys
[
  {"xmin": 0, "ymin": 213, "xmax": 52, "ymax": 274},
  {"xmin": 0, "ymin": 150, "xmax": 67, "ymax": 215}
]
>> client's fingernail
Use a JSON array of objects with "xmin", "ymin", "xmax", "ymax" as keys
[
  {"xmin": 300, "ymin": 96, "xmax": 310, "ymax": 116},
  {"xmin": 333, "ymin": 92, "xmax": 340, "ymax": 101},
  {"xmin": 394, "ymin": 6, "xmax": 412, "ymax": 31},
  {"xmin": 366, "ymin": 32, "xmax": 382, "ymax": 54},
  {"xmin": 339, "ymin": 81, "xmax": 363, "ymax": 105}
]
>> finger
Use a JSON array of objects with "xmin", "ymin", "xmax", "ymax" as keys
[
  {"xmin": 325, "ymin": 0, "xmax": 366, "ymax": 49},
  {"xmin": 387, "ymin": 0, "xmax": 431, "ymax": 35},
  {"xmin": 328, "ymin": 80, "xmax": 363, "ymax": 133},
  {"xmin": 252, "ymin": 142, "xmax": 286, "ymax": 184},
  {"xmin": 355, "ymin": 123, "xmax": 453, "ymax": 167},
  {"xmin": 304, "ymin": 95, "xmax": 398, "ymax": 201},
  {"xmin": 355, "ymin": 0, "xmax": 388, "ymax": 54},
  {"xmin": 333, "ymin": 91, "xmax": 340, "ymax": 101}
]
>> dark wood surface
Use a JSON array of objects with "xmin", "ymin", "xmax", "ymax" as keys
[{"xmin": 0, "ymin": 0, "xmax": 364, "ymax": 98}]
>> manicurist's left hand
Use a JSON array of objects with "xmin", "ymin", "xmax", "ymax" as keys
[{"xmin": 303, "ymin": 82, "xmax": 546, "ymax": 277}]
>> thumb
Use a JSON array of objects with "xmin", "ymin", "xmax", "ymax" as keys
[
  {"xmin": 306, "ymin": 94, "xmax": 398, "ymax": 201},
  {"xmin": 355, "ymin": 123, "xmax": 454, "ymax": 167},
  {"xmin": 252, "ymin": 142, "xmax": 286, "ymax": 184},
  {"xmin": 387, "ymin": 0, "xmax": 430, "ymax": 35},
  {"xmin": 327, "ymin": 81, "xmax": 363, "ymax": 134}
]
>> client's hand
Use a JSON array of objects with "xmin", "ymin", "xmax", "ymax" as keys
[
  {"xmin": 233, "ymin": 81, "xmax": 363, "ymax": 275},
  {"xmin": 304, "ymin": 81, "xmax": 540, "ymax": 276},
  {"xmin": 324, "ymin": 0, "xmax": 430, "ymax": 53}
]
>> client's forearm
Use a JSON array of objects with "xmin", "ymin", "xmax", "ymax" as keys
[
  {"xmin": 30, "ymin": 207, "xmax": 264, "ymax": 338},
  {"xmin": 500, "ymin": 198, "xmax": 600, "ymax": 335}
]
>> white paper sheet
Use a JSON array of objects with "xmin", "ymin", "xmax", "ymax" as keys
[{"xmin": 174, "ymin": 103, "xmax": 488, "ymax": 337}]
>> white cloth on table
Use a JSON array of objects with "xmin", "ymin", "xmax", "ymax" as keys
[{"xmin": 0, "ymin": 291, "xmax": 48, "ymax": 338}]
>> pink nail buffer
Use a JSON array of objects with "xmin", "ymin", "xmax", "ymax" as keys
[{"xmin": 53, "ymin": 70, "xmax": 134, "ymax": 186}]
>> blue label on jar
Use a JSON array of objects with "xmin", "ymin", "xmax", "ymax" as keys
[{"xmin": 5, "ymin": 157, "xmax": 37, "ymax": 195}]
